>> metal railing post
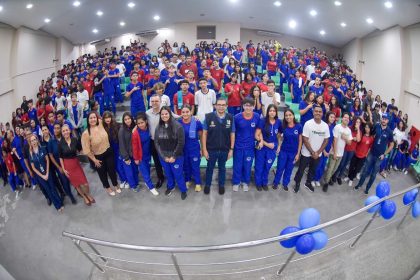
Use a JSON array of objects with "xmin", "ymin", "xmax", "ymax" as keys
[
  {"xmin": 81, "ymin": 235, "xmax": 107, "ymax": 263},
  {"xmin": 72, "ymin": 239, "xmax": 105, "ymax": 273},
  {"xmin": 171, "ymin": 253, "xmax": 184, "ymax": 280},
  {"xmin": 397, "ymin": 203, "xmax": 414, "ymax": 230},
  {"xmin": 349, "ymin": 209, "xmax": 379, "ymax": 248},
  {"xmin": 276, "ymin": 250, "xmax": 296, "ymax": 276}
]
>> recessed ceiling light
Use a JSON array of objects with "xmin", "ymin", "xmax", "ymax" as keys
[
  {"xmin": 96, "ymin": 10, "xmax": 103, "ymax": 16},
  {"xmin": 334, "ymin": 1, "xmax": 342, "ymax": 6},
  {"xmin": 0, "ymin": 6, "xmax": 3, "ymax": 12},
  {"xmin": 92, "ymin": 28, "xmax": 98, "ymax": 33},
  {"xmin": 26, "ymin": 3, "xmax": 33, "ymax": 9},
  {"xmin": 153, "ymin": 15, "xmax": 160, "ymax": 21},
  {"xmin": 320, "ymin": 30, "xmax": 326, "ymax": 35},
  {"xmin": 44, "ymin": 18, "xmax": 50, "ymax": 23},
  {"xmin": 120, "ymin": 21, "xmax": 125, "ymax": 26},
  {"xmin": 384, "ymin": 1, "xmax": 393, "ymax": 8},
  {"xmin": 309, "ymin": 10, "xmax": 317, "ymax": 16},
  {"xmin": 340, "ymin": 22, "xmax": 347, "ymax": 27},
  {"xmin": 73, "ymin": 1, "xmax": 81, "ymax": 7},
  {"xmin": 127, "ymin": 2, "xmax": 135, "ymax": 8},
  {"xmin": 366, "ymin": 18, "xmax": 373, "ymax": 24},
  {"xmin": 273, "ymin": 1, "xmax": 281, "ymax": 7},
  {"xmin": 230, "ymin": 0, "xmax": 238, "ymax": 3},
  {"xmin": 288, "ymin": 19, "xmax": 297, "ymax": 29}
]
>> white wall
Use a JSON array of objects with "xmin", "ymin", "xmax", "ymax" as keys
[
  {"xmin": 240, "ymin": 28, "xmax": 340, "ymax": 56},
  {"xmin": 341, "ymin": 38, "xmax": 362, "ymax": 78},
  {"xmin": 0, "ymin": 24, "xmax": 15, "ymax": 122},
  {"xmin": 58, "ymin": 37, "xmax": 79, "ymax": 67}
]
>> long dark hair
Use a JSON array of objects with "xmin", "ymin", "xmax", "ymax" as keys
[
  {"xmin": 282, "ymin": 109, "xmax": 297, "ymax": 128},
  {"xmin": 158, "ymin": 106, "xmax": 175, "ymax": 137},
  {"xmin": 122, "ymin": 112, "xmax": 135, "ymax": 130},
  {"xmin": 263, "ymin": 104, "xmax": 279, "ymax": 137},
  {"xmin": 102, "ymin": 111, "xmax": 119, "ymax": 141},
  {"xmin": 351, "ymin": 117, "xmax": 363, "ymax": 132},
  {"xmin": 86, "ymin": 111, "xmax": 100, "ymax": 135}
]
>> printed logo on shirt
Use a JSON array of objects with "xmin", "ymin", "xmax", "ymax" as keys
[
  {"xmin": 210, "ymin": 121, "xmax": 216, "ymax": 128},
  {"xmin": 251, "ymin": 122, "xmax": 256, "ymax": 128},
  {"xmin": 193, "ymin": 157, "xmax": 198, "ymax": 161},
  {"xmin": 294, "ymin": 130, "xmax": 298, "ymax": 135},
  {"xmin": 267, "ymin": 159, "xmax": 273, "ymax": 164},
  {"xmin": 246, "ymin": 157, "xmax": 252, "ymax": 161},
  {"xmin": 274, "ymin": 129, "xmax": 278, "ymax": 134},
  {"xmin": 174, "ymin": 164, "xmax": 179, "ymax": 169},
  {"xmin": 311, "ymin": 130, "xmax": 326, "ymax": 136}
]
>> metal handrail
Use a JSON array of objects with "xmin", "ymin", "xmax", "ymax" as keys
[{"xmin": 63, "ymin": 183, "xmax": 419, "ymax": 253}]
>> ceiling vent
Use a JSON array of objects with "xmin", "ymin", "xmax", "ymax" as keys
[
  {"xmin": 90, "ymin": 38, "xmax": 111, "ymax": 45},
  {"xmin": 136, "ymin": 30, "xmax": 158, "ymax": 37},
  {"xmin": 256, "ymin": 30, "xmax": 283, "ymax": 37}
]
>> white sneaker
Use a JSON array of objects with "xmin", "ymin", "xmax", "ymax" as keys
[
  {"xmin": 348, "ymin": 180, "xmax": 353, "ymax": 187},
  {"xmin": 311, "ymin": 181, "xmax": 316, "ymax": 188},
  {"xmin": 243, "ymin": 184, "xmax": 249, "ymax": 192},
  {"xmin": 120, "ymin": 182, "xmax": 127, "ymax": 189},
  {"xmin": 32, "ymin": 184, "xmax": 37, "ymax": 190},
  {"xmin": 233, "ymin": 185, "xmax": 239, "ymax": 192},
  {"xmin": 150, "ymin": 188, "xmax": 159, "ymax": 196},
  {"xmin": 15, "ymin": 191, "xmax": 19, "ymax": 199},
  {"xmin": 404, "ymin": 169, "xmax": 408, "ymax": 175},
  {"xmin": 186, "ymin": 181, "xmax": 192, "ymax": 189},
  {"xmin": 356, "ymin": 173, "xmax": 361, "ymax": 180},
  {"xmin": 315, "ymin": 181, "xmax": 321, "ymax": 187},
  {"xmin": 343, "ymin": 177, "xmax": 349, "ymax": 182},
  {"xmin": 393, "ymin": 165, "xmax": 398, "ymax": 171}
]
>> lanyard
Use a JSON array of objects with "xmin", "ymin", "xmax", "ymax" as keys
[{"xmin": 33, "ymin": 150, "xmax": 45, "ymax": 174}]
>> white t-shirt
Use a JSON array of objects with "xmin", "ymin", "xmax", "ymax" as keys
[
  {"xmin": 77, "ymin": 90, "xmax": 89, "ymax": 111},
  {"xmin": 159, "ymin": 94, "xmax": 171, "ymax": 108},
  {"xmin": 116, "ymin": 63, "xmax": 126, "ymax": 77},
  {"xmin": 305, "ymin": 65, "xmax": 316, "ymax": 80},
  {"xmin": 195, "ymin": 89, "xmax": 216, "ymax": 122},
  {"xmin": 261, "ymin": 92, "xmax": 281, "ymax": 115},
  {"xmin": 393, "ymin": 128, "xmax": 406, "ymax": 145},
  {"xmin": 301, "ymin": 119, "xmax": 330, "ymax": 157},
  {"xmin": 55, "ymin": 96, "xmax": 67, "ymax": 111},
  {"xmin": 332, "ymin": 124, "xmax": 352, "ymax": 157}
]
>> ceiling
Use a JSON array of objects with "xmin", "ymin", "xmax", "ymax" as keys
[{"xmin": 0, "ymin": 0, "xmax": 420, "ymax": 47}]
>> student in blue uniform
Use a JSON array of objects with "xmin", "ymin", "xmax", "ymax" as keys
[
  {"xmin": 102, "ymin": 69, "xmax": 116, "ymax": 114},
  {"xmin": 179, "ymin": 105, "xmax": 203, "ymax": 192},
  {"xmin": 108, "ymin": 61, "xmax": 122, "ymax": 103},
  {"xmin": 254, "ymin": 104, "xmax": 282, "ymax": 191},
  {"xmin": 232, "ymin": 98, "xmax": 260, "ymax": 192},
  {"xmin": 309, "ymin": 77, "xmax": 324, "ymax": 96},
  {"xmin": 299, "ymin": 91, "xmax": 315, "ymax": 127},
  {"xmin": 291, "ymin": 71, "xmax": 304, "ymax": 104},
  {"xmin": 132, "ymin": 113, "xmax": 159, "ymax": 195},
  {"xmin": 125, "ymin": 72, "xmax": 145, "ymax": 117},
  {"xmin": 278, "ymin": 58, "xmax": 289, "ymax": 94},
  {"xmin": 163, "ymin": 65, "xmax": 182, "ymax": 110},
  {"xmin": 27, "ymin": 100, "xmax": 38, "ymax": 124},
  {"xmin": 272, "ymin": 109, "xmax": 302, "ymax": 190}
]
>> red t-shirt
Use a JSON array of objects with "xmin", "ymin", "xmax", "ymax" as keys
[
  {"xmin": 241, "ymin": 81, "xmax": 256, "ymax": 97},
  {"xmin": 210, "ymin": 68, "xmax": 224, "ymax": 91},
  {"xmin": 247, "ymin": 47, "xmax": 255, "ymax": 58},
  {"xmin": 330, "ymin": 106, "xmax": 341, "ymax": 119},
  {"xmin": 345, "ymin": 130, "xmax": 359, "ymax": 152},
  {"xmin": 225, "ymin": 83, "xmax": 242, "ymax": 107},
  {"xmin": 267, "ymin": 61, "xmax": 277, "ymax": 72},
  {"xmin": 130, "ymin": 69, "xmax": 145, "ymax": 83},
  {"xmin": 83, "ymin": 80, "xmax": 93, "ymax": 97},
  {"xmin": 179, "ymin": 64, "xmax": 198, "ymax": 79},
  {"xmin": 355, "ymin": 135, "xmax": 374, "ymax": 158},
  {"xmin": 257, "ymin": 82, "xmax": 269, "ymax": 93},
  {"xmin": 173, "ymin": 92, "xmax": 195, "ymax": 115},
  {"xmin": 5, "ymin": 153, "xmax": 16, "ymax": 174},
  {"xmin": 21, "ymin": 113, "xmax": 29, "ymax": 124},
  {"xmin": 324, "ymin": 91, "xmax": 334, "ymax": 104}
]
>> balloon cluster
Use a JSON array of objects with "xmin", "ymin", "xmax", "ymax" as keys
[
  {"xmin": 279, "ymin": 208, "xmax": 328, "ymax": 255},
  {"xmin": 364, "ymin": 181, "xmax": 397, "ymax": 220},
  {"xmin": 402, "ymin": 188, "xmax": 420, "ymax": 218}
]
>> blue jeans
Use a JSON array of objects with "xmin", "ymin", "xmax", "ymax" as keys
[
  {"xmin": 357, "ymin": 153, "xmax": 382, "ymax": 192},
  {"xmin": 205, "ymin": 150, "xmax": 228, "ymax": 188},
  {"xmin": 333, "ymin": 150, "xmax": 354, "ymax": 179}
]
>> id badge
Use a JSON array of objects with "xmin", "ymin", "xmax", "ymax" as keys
[{"xmin": 40, "ymin": 165, "xmax": 45, "ymax": 173}]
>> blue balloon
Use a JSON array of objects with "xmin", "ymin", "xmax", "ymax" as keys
[
  {"xmin": 380, "ymin": 200, "xmax": 397, "ymax": 220},
  {"xmin": 412, "ymin": 201, "xmax": 420, "ymax": 218},
  {"xmin": 376, "ymin": 181, "xmax": 391, "ymax": 198},
  {"xmin": 279, "ymin": 226, "xmax": 301, "ymax": 249},
  {"xmin": 299, "ymin": 208, "xmax": 321, "ymax": 229},
  {"xmin": 295, "ymin": 234, "xmax": 315, "ymax": 255},
  {"xmin": 364, "ymin": 196, "xmax": 381, "ymax": 213},
  {"xmin": 312, "ymin": 230, "xmax": 328, "ymax": 250},
  {"xmin": 403, "ymin": 189, "xmax": 419, "ymax": 205}
]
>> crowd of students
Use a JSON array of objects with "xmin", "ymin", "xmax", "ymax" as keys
[{"xmin": 0, "ymin": 38, "xmax": 418, "ymax": 212}]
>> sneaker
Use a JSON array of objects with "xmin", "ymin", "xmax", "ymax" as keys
[
  {"xmin": 311, "ymin": 181, "xmax": 316, "ymax": 188},
  {"xmin": 328, "ymin": 179, "xmax": 334, "ymax": 186},
  {"xmin": 186, "ymin": 181, "xmax": 192, "ymax": 189},
  {"xmin": 283, "ymin": 185, "xmax": 289, "ymax": 192},
  {"xmin": 243, "ymin": 184, "xmax": 249, "ymax": 192},
  {"xmin": 32, "ymin": 184, "xmax": 37, "ymax": 190},
  {"xmin": 204, "ymin": 186, "xmax": 211, "ymax": 194},
  {"xmin": 343, "ymin": 177, "xmax": 349, "ymax": 182},
  {"xmin": 150, "ymin": 188, "xmax": 159, "ymax": 196},
  {"xmin": 356, "ymin": 173, "xmax": 361, "ymax": 180},
  {"xmin": 348, "ymin": 180, "xmax": 353, "ymax": 187},
  {"xmin": 124, "ymin": 182, "xmax": 130, "ymax": 189},
  {"xmin": 315, "ymin": 181, "xmax": 321, "ymax": 187},
  {"xmin": 165, "ymin": 189, "xmax": 173, "ymax": 196},
  {"xmin": 353, "ymin": 185, "xmax": 360, "ymax": 191},
  {"xmin": 256, "ymin": 186, "xmax": 262, "ymax": 191},
  {"xmin": 218, "ymin": 186, "xmax": 225, "ymax": 195},
  {"xmin": 262, "ymin": 185, "xmax": 268, "ymax": 191},
  {"xmin": 195, "ymin": 184, "xmax": 202, "ymax": 192},
  {"xmin": 15, "ymin": 191, "xmax": 19, "ymax": 199},
  {"xmin": 331, "ymin": 176, "xmax": 337, "ymax": 183},
  {"xmin": 337, "ymin": 178, "xmax": 342, "ymax": 185},
  {"xmin": 380, "ymin": 171, "xmax": 387, "ymax": 178},
  {"xmin": 132, "ymin": 186, "xmax": 140, "ymax": 192},
  {"xmin": 364, "ymin": 189, "xmax": 369, "ymax": 195},
  {"xmin": 181, "ymin": 192, "xmax": 187, "ymax": 200},
  {"xmin": 393, "ymin": 165, "xmax": 398, "ymax": 171},
  {"xmin": 272, "ymin": 184, "xmax": 279, "ymax": 190},
  {"xmin": 293, "ymin": 184, "xmax": 300, "ymax": 193},
  {"xmin": 322, "ymin": 184, "xmax": 328, "ymax": 192},
  {"xmin": 305, "ymin": 182, "xmax": 315, "ymax": 192},
  {"xmin": 120, "ymin": 182, "xmax": 127, "ymax": 189},
  {"xmin": 233, "ymin": 185, "xmax": 239, "ymax": 192}
]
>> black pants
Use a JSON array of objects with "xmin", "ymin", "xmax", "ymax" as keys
[
  {"xmin": 150, "ymin": 139, "xmax": 164, "ymax": 181},
  {"xmin": 0, "ymin": 162, "xmax": 8, "ymax": 184},
  {"xmin": 294, "ymin": 155, "xmax": 320, "ymax": 185},
  {"xmin": 95, "ymin": 148, "xmax": 118, "ymax": 188},
  {"xmin": 348, "ymin": 156, "xmax": 366, "ymax": 180}
]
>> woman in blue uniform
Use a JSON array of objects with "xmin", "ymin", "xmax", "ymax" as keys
[
  {"xmin": 255, "ymin": 104, "xmax": 282, "ymax": 191},
  {"xmin": 179, "ymin": 105, "xmax": 203, "ymax": 192},
  {"xmin": 232, "ymin": 98, "xmax": 260, "ymax": 192},
  {"xmin": 272, "ymin": 109, "xmax": 302, "ymax": 191},
  {"xmin": 291, "ymin": 71, "xmax": 304, "ymax": 104},
  {"xmin": 299, "ymin": 91, "xmax": 315, "ymax": 127}
]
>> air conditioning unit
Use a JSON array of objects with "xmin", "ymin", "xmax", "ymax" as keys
[
  {"xmin": 256, "ymin": 30, "xmax": 283, "ymax": 37},
  {"xmin": 90, "ymin": 38, "xmax": 111, "ymax": 45},
  {"xmin": 136, "ymin": 30, "xmax": 158, "ymax": 37}
]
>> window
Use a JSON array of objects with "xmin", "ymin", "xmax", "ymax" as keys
[{"xmin": 197, "ymin": 26, "xmax": 216, "ymax": 40}]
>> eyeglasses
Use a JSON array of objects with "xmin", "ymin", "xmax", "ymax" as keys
[{"xmin": 216, "ymin": 104, "xmax": 227, "ymax": 107}]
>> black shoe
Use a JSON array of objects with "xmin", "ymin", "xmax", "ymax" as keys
[
  {"xmin": 322, "ymin": 184, "xmax": 328, "ymax": 192},
  {"xmin": 218, "ymin": 186, "xmax": 225, "ymax": 195},
  {"xmin": 262, "ymin": 185, "xmax": 268, "ymax": 191},
  {"xmin": 283, "ymin": 185, "xmax": 289, "ymax": 191},
  {"xmin": 293, "ymin": 184, "xmax": 300, "ymax": 193},
  {"xmin": 181, "ymin": 192, "xmax": 187, "ymax": 200},
  {"xmin": 204, "ymin": 186, "xmax": 210, "ymax": 194},
  {"xmin": 305, "ymin": 182, "xmax": 315, "ymax": 192},
  {"xmin": 328, "ymin": 179, "xmax": 334, "ymax": 186},
  {"xmin": 47, "ymin": 199, "xmax": 52, "ymax": 206},
  {"xmin": 331, "ymin": 176, "xmax": 337, "ymax": 183},
  {"xmin": 256, "ymin": 186, "xmax": 262, "ymax": 191},
  {"xmin": 165, "ymin": 188, "xmax": 173, "ymax": 196},
  {"xmin": 70, "ymin": 197, "xmax": 77, "ymax": 205},
  {"xmin": 156, "ymin": 179, "xmax": 164, "ymax": 189},
  {"xmin": 364, "ymin": 190, "xmax": 369, "ymax": 195},
  {"xmin": 337, "ymin": 178, "xmax": 342, "ymax": 185},
  {"xmin": 272, "ymin": 184, "xmax": 278, "ymax": 190}
]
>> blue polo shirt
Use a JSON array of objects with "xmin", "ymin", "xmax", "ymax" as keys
[
  {"xmin": 234, "ymin": 112, "xmax": 260, "ymax": 149},
  {"xmin": 258, "ymin": 118, "xmax": 282, "ymax": 149},
  {"xmin": 180, "ymin": 119, "xmax": 203, "ymax": 154},
  {"xmin": 280, "ymin": 123, "xmax": 303, "ymax": 153},
  {"xmin": 371, "ymin": 123, "xmax": 393, "ymax": 157}
]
